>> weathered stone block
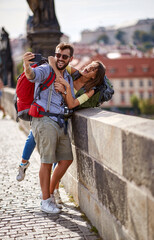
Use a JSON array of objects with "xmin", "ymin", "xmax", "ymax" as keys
[
  {"xmin": 62, "ymin": 171, "xmax": 79, "ymax": 204},
  {"xmin": 95, "ymin": 161, "xmax": 127, "ymax": 225},
  {"xmin": 78, "ymin": 184, "xmax": 102, "ymax": 236},
  {"xmin": 148, "ymin": 197, "xmax": 154, "ymax": 240},
  {"xmin": 79, "ymin": 184, "xmax": 131, "ymax": 240},
  {"xmin": 127, "ymin": 182, "xmax": 148, "ymax": 240},
  {"xmin": 76, "ymin": 149, "xmax": 95, "ymax": 194},
  {"xmin": 122, "ymin": 126, "xmax": 154, "ymax": 196},
  {"xmin": 88, "ymin": 118, "xmax": 123, "ymax": 175},
  {"xmin": 68, "ymin": 145, "xmax": 78, "ymax": 180},
  {"xmin": 71, "ymin": 115, "xmax": 88, "ymax": 152}
]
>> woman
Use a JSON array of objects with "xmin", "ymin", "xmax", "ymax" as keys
[{"xmin": 50, "ymin": 57, "xmax": 106, "ymax": 109}]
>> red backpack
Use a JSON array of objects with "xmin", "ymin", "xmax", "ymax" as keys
[{"xmin": 14, "ymin": 62, "xmax": 56, "ymax": 121}]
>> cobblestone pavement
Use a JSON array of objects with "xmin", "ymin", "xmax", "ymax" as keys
[{"xmin": 0, "ymin": 114, "xmax": 101, "ymax": 240}]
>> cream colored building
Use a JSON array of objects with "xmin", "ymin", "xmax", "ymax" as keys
[{"xmin": 80, "ymin": 18, "xmax": 154, "ymax": 45}]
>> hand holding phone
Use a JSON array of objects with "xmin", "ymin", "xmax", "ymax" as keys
[{"xmin": 29, "ymin": 53, "xmax": 42, "ymax": 62}]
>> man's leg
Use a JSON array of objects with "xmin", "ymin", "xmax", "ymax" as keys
[
  {"xmin": 50, "ymin": 159, "xmax": 73, "ymax": 194},
  {"xmin": 39, "ymin": 163, "xmax": 52, "ymax": 200}
]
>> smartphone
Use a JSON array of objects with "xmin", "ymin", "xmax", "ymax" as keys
[{"xmin": 29, "ymin": 53, "xmax": 42, "ymax": 62}]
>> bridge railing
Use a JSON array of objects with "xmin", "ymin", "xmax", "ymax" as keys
[{"xmin": 2, "ymin": 87, "xmax": 154, "ymax": 240}]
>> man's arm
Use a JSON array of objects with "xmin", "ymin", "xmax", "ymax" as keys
[{"xmin": 23, "ymin": 52, "xmax": 35, "ymax": 80}]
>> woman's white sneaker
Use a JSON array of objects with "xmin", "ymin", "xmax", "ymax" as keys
[
  {"xmin": 40, "ymin": 193, "xmax": 62, "ymax": 209},
  {"xmin": 41, "ymin": 198, "xmax": 61, "ymax": 214},
  {"xmin": 54, "ymin": 189, "xmax": 62, "ymax": 204},
  {"xmin": 16, "ymin": 161, "xmax": 30, "ymax": 181},
  {"xmin": 50, "ymin": 194, "xmax": 62, "ymax": 209}
]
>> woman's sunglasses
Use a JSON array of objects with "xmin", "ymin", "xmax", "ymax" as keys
[{"xmin": 55, "ymin": 53, "xmax": 70, "ymax": 60}]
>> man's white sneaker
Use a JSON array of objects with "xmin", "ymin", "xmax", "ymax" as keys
[
  {"xmin": 16, "ymin": 161, "xmax": 30, "ymax": 181},
  {"xmin": 41, "ymin": 198, "xmax": 61, "ymax": 214},
  {"xmin": 54, "ymin": 189, "xmax": 62, "ymax": 204}
]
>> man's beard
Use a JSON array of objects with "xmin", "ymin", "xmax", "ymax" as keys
[{"xmin": 56, "ymin": 61, "xmax": 69, "ymax": 70}]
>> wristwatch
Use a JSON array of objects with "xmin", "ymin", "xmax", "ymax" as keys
[{"xmin": 63, "ymin": 91, "xmax": 67, "ymax": 95}]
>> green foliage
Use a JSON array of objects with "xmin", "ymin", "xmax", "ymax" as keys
[
  {"xmin": 130, "ymin": 95, "xmax": 154, "ymax": 115},
  {"xmin": 13, "ymin": 61, "xmax": 24, "ymax": 86},
  {"xmin": 98, "ymin": 34, "xmax": 109, "ymax": 44},
  {"xmin": 16, "ymin": 61, "xmax": 24, "ymax": 77},
  {"xmin": 139, "ymin": 99, "xmax": 154, "ymax": 115},
  {"xmin": 90, "ymin": 226, "xmax": 98, "ymax": 234},
  {"xmin": 115, "ymin": 30, "xmax": 126, "ymax": 44},
  {"xmin": 130, "ymin": 95, "xmax": 139, "ymax": 109},
  {"xmin": 133, "ymin": 25, "xmax": 154, "ymax": 52},
  {"xmin": 130, "ymin": 95, "xmax": 140, "ymax": 114}
]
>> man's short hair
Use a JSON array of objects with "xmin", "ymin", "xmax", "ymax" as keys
[{"xmin": 56, "ymin": 42, "xmax": 74, "ymax": 57}]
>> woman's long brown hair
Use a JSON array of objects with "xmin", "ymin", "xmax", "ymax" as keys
[{"xmin": 83, "ymin": 61, "xmax": 106, "ymax": 92}]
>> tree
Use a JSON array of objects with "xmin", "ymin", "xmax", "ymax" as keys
[
  {"xmin": 98, "ymin": 34, "xmax": 109, "ymax": 44},
  {"xmin": 130, "ymin": 95, "xmax": 140, "ymax": 114},
  {"xmin": 115, "ymin": 30, "xmax": 125, "ymax": 44},
  {"xmin": 139, "ymin": 99, "xmax": 154, "ymax": 115}
]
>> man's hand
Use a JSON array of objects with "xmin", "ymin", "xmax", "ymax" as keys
[
  {"xmin": 23, "ymin": 52, "xmax": 35, "ymax": 68},
  {"xmin": 23, "ymin": 52, "xmax": 35, "ymax": 80}
]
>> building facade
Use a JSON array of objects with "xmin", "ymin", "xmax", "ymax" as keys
[{"xmin": 98, "ymin": 57, "xmax": 154, "ymax": 107}]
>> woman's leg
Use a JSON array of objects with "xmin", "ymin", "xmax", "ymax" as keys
[{"xmin": 16, "ymin": 130, "xmax": 36, "ymax": 181}]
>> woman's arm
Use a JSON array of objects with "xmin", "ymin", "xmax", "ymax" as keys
[
  {"xmin": 48, "ymin": 56, "xmax": 61, "ymax": 79},
  {"xmin": 56, "ymin": 76, "xmax": 94, "ymax": 109}
]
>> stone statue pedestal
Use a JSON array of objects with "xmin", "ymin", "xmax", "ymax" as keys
[
  {"xmin": 27, "ymin": 29, "xmax": 62, "ymax": 57},
  {"xmin": 26, "ymin": 0, "xmax": 62, "ymax": 57}
]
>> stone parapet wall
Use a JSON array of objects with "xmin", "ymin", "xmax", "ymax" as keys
[
  {"xmin": 63, "ymin": 109, "xmax": 154, "ymax": 240},
  {"xmin": 2, "ymin": 88, "xmax": 154, "ymax": 240}
]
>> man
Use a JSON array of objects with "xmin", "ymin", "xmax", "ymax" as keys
[{"xmin": 23, "ymin": 43, "xmax": 75, "ymax": 214}]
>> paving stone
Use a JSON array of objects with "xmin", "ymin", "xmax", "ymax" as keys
[{"xmin": 0, "ymin": 114, "xmax": 102, "ymax": 239}]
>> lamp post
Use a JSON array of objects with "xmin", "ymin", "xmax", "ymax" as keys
[{"xmin": 0, "ymin": 28, "xmax": 8, "ymax": 86}]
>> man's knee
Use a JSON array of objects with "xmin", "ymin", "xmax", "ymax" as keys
[
  {"xmin": 58, "ymin": 160, "xmax": 73, "ymax": 168},
  {"xmin": 40, "ymin": 163, "xmax": 52, "ymax": 171}
]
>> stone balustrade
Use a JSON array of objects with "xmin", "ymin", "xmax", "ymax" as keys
[{"xmin": 2, "ymin": 87, "xmax": 154, "ymax": 240}]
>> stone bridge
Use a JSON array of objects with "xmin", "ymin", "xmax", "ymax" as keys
[{"xmin": 1, "ymin": 87, "xmax": 154, "ymax": 240}]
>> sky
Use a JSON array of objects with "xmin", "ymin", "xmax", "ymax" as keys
[{"xmin": 0, "ymin": 0, "xmax": 154, "ymax": 42}]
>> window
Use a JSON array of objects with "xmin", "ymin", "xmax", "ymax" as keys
[
  {"xmin": 139, "ymin": 80, "xmax": 143, "ymax": 87},
  {"xmin": 149, "ymin": 92, "xmax": 152, "ymax": 99},
  {"xmin": 127, "ymin": 65, "xmax": 134, "ymax": 73},
  {"xmin": 121, "ymin": 93, "xmax": 125, "ymax": 102},
  {"xmin": 129, "ymin": 80, "xmax": 133, "ymax": 87},
  {"xmin": 148, "ymin": 80, "xmax": 152, "ymax": 86},
  {"xmin": 139, "ymin": 92, "xmax": 144, "ymax": 99},
  {"xmin": 109, "ymin": 68, "xmax": 116, "ymax": 74},
  {"xmin": 142, "ymin": 65, "xmax": 149, "ymax": 72},
  {"xmin": 120, "ymin": 81, "xmax": 124, "ymax": 87}
]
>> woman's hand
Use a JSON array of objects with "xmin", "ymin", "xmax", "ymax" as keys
[
  {"xmin": 48, "ymin": 56, "xmax": 55, "ymax": 67},
  {"xmin": 54, "ymin": 82, "xmax": 65, "ymax": 94},
  {"xmin": 58, "ymin": 76, "xmax": 70, "ymax": 88},
  {"xmin": 48, "ymin": 56, "xmax": 61, "ymax": 81}
]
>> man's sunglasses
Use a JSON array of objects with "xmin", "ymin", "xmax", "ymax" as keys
[{"xmin": 55, "ymin": 53, "xmax": 70, "ymax": 60}]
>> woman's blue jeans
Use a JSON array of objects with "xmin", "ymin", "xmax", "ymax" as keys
[{"xmin": 22, "ymin": 130, "xmax": 36, "ymax": 160}]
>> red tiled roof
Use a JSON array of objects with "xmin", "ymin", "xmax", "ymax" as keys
[{"xmin": 90, "ymin": 55, "xmax": 154, "ymax": 78}]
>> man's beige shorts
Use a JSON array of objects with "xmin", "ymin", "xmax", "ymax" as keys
[{"xmin": 32, "ymin": 116, "xmax": 73, "ymax": 164}]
